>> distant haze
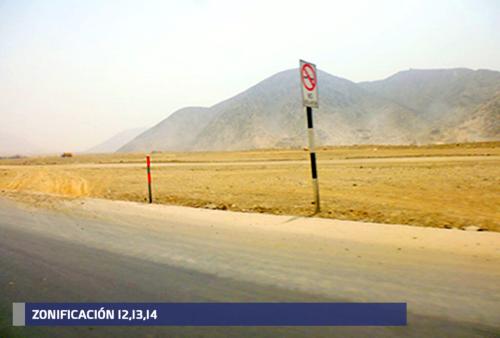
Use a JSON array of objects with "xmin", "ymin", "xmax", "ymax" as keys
[
  {"xmin": 85, "ymin": 127, "xmax": 147, "ymax": 154},
  {"xmin": 0, "ymin": 0, "xmax": 499, "ymax": 154}
]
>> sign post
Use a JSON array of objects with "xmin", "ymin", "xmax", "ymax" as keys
[
  {"xmin": 146, "ymin": 155, "xmax": 153, "ymax": 204},
  {"xmin": 299, "ymin": 60, "xmax": 320, "ymax": 213}
]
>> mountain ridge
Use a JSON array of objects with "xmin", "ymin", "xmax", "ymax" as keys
[{"xmin": 119, "ymin": 67, "xmax": 500, "ymax": 152}]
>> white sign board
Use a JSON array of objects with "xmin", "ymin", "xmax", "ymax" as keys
[{"xmin": 300, "ymin": 60, "xmax": 319, "ymax": 108}]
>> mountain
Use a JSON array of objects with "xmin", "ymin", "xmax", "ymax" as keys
[
  {"xmin": 86, "ymin": 127, "xmax": 147, "ymax": 153},
  {"xmin": 359, "ymin": 68, "xmax": 500, "ymax": 139},
  {"xmin": 119, "ymin": 68, "xmax": 500, "ymax": 152},
  {"xmin": 439, "ymin": 93, "xmax": 500, "ymax": 143},
  {"xmin": 118, "ymin": 108, "xmax": 217, "ymax": 152},
  {"xmin": 119, "ymin": 69, "xmax": 423, "ymax": 152},
  {"xmin": 189, "ymin": 70, "xmax": 423, "ymax": 150}
]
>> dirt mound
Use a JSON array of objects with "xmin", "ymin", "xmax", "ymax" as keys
[{"xmin": 7, "ymin": 169, "xmax": 88, "ymax": 197}]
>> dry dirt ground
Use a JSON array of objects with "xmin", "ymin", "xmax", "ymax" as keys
[{"xmin": 1, "ymin": 142, "xmax": 499, "ymax": 231}]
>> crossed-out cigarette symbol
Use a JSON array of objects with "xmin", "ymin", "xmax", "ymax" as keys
[{"xmin": 301, "ymin": 64, "xmax": 317, "ymax": 91}]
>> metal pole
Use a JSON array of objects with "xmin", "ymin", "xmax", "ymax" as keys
[
  {"xmin": 306, "ymin": 106, "xmax": 320, "ymax": 213},
  {"xmin": 146, "ymin": 155, "xmax": 153, "ymax": 204}
]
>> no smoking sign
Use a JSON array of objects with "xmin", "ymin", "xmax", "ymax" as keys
[{"xmin": 300, "ymin": 60, "xmax": 319, "ymax": 108}]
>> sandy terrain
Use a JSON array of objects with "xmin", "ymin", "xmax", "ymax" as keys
[
  {"xmin": 1, "ymin": 142, "xmax": 499, "ymax": 165},
  {"xmin": 0, "ymin": 142, "xmax": 499, "ymax": 231}
]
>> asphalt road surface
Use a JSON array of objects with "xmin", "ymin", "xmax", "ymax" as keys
[{"xmin": 0, "ymin": 197, "xmax": 499, "ymax": 337}]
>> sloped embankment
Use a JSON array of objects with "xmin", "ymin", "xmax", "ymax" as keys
[{"xmin": 7, "ymin": 169, "xmax": 89, "ymax": 197}]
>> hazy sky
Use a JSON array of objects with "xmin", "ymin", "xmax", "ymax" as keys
[{"xmin": 0, "ymin": 0, "xmax": 499, "ymax": 153}]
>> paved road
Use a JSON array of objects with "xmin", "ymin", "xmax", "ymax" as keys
[{"xmin": 0, "ymin": 198, "xmax": 499, "ymax": 337}]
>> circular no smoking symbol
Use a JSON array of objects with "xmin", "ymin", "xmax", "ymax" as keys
[{"xmin": 301, "ymin": 63, "xmax": 317, "ymax": 91}]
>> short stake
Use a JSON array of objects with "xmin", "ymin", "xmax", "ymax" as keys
[
  {"xmin": 146, "ymin": 155, "xmax": 153, "ymax": 203},
  {"xmin": 306, "ymin": 106, "xmax": 320, "ymax": 213}
]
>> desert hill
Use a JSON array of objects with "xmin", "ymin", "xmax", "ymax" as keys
[{"xmin": 119, "ymin": 68, "xmax": 500, "ymax": 152}]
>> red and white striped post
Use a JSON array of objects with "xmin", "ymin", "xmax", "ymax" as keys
[{"xmin": 146, "ymin": 155, "xmax": 153, "ymax": 203}]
